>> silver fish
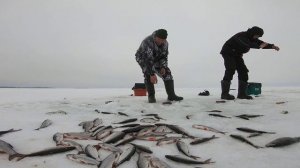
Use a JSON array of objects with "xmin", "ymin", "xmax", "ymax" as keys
[
  {"xmin": 0, "ymin": 139, "xmax": 20, "ymax": 160},
  {"xmin": 46, "ymin": 110, "xmax": 67, "ymax": 115},
  {"xmin": 131, "ymin": 143, "xmax": 153, "ymax": 154},
  {"xmin": 0, "ymin": 129, "xmax": 22, "ymax": 137},
  {"xmin": 137, "ymin": 127, "xmax": 157, "ymax": 137},
  {"xmin": 97, "ymin": 143, "xmax": 123, "ymax": 153},
  {"xmin": 85, "ymin": 144, "xmax": 100, "ymax": 161},
  {"xmin": 53, "ymin": 132, "xmax": 64, "ymax": 144},
  {"xmin": 165, "ymin": 155, "xmax": 213, "ymax": 164},
  {"xmin": 166, "ymin": 125, "xmax": 194, "ymax": 138},
  {"xmin": 137, "ymin": 152, "xmax": 152, "ymax": 168},
  {"xmin": 150, "ymin": 156, "xmax": 172, "ymax": 168},
  {"xmin": 116, "ymin": 144, "xmax": 136, "ymax": 166},
  {"xmin": 82, "ymin": 121, "xmax": 94, "ymax": 132},
  {"xmin": 236, "ymin": 127, "xmax": 275, "ymax": 134},
  {"xmin": 113, "ymin": 118, "xmax": 138, "ymax": 124},
  {"xmin": 230, "ymin": 134, "xmax": 262, "ymax": 149},
  {"xmin": 154, "ymin": 126, "xmax": 173, "ymax": 133},
  {"xmin": 104, "ymin": 131, "xmax": 126, "ymax": 144},
  {"xmin": 265, "ymin": 137, "xmax": 300, "ymax": 147},
  {"xmin": 93, "ymin": 118, "xmax": 103, "ymax": 127},
  {"xmin": 176, "ymin": 140, "xmax": 200, "ymax": 159},
  {"xmin": 192, "ymin": 124, "xmax": 226, "ymax": 134},
  {"xmin": 96, "ymin": 129, "xmax": 113, "ymax": 140},
  {"xmin": 140, "ymin": 118, "xmax": 159, "ymax": 123},
  {"xmin": 35, "ymin": 119, "xmax": 52, "ymax": 130},
  {"xmin": 66, "ymin": 154, "xmax": 101, "ymax": 166},
  {"xmin": 157, "ymin": 137, "xmax": 180, "ymax": 146},
  {"xmin": 190, "ymin": 135, "xmax": 219, "ymax": 145},
  {"xmin": 10, "ymin": 146, "xmax": 76, "ymax": 161},
  {"xmin": 114, "ymin": 134, "xmax": 136, "ymax": 147},
  {"xmin": 99, "ymin": 152, "xmax": 120, "ymax": 168},
  {"xmin": 63, "ymin": 132, "xmax": 95, "ymax": 140},
  {"xmin": 58, "ymin": 140, "xmax": 84, "ymax": 153},
  {"xmin": 92, "ymin": 125, "xmax": 112, "ymax": 137}
]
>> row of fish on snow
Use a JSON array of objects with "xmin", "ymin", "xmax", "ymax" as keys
[{"xmin": 1, "ymin": 110, "xmax": 300, "ymax": 168}]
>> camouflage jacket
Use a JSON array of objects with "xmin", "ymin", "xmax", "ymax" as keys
[{"xmin": 135, "ymin": 32, "xmax": 169, "ymax": 76}]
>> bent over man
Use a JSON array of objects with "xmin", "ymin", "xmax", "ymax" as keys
[
  {"xmin": 135, "ymin": 29, "xmax": 183, "ymax": 103},
  {"xmin": 220, "ymin": 26, "xmax": 280, "ymax": 100}
]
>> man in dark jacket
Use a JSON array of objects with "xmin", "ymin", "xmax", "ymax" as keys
[
  {"xmin": 220, "ymin": 26, "xmax": 280, "ymax": 100},
  {"xmin": 135, "ymin": 29, "xmax": 183, "ymax": 103}
]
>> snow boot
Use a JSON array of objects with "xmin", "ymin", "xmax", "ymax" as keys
[
  {"xmin": 145, "ymin": 82, "xmax": 156, "ymax": 103},
  {"xmin": 221, "ymin": 80, "xmax": 235, "ymax": 100},
  {"xmin": 164, "ymin": 80, "xmax": 183, "ymax": 101},
  {"xmin": 237, "ymin": 80, "xmax": 253, "ymax": 99}
]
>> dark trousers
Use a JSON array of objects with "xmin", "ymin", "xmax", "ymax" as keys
[
  {"xmin": 222, "ymin": 54, "xmax": 249, "ymax": 82},
  {"xmin": 142, "ymin": 66, "xmax": 173, "ymax": 84}
]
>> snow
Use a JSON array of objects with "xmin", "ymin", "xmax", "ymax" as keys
[{"xmin": 0, "ymin": 87, "xmax": 300, "ymax": 168}]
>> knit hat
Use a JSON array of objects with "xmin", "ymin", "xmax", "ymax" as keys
[
  {"xmin": 155, "ymin": 29, "xmax": 168, "ymax": 39},
  {"xmin": 247, "ymin": 26, "xmax": 264, "ymax": 37}
]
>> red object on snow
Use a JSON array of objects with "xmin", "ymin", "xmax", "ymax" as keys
[{"xmin": 132, "ymin": 83, "xmax": 147, "ymax": 96}]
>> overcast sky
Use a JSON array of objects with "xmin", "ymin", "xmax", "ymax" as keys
[{"xmin": 0, "ymin": 0, "xmax": 299, "ymax": 88}]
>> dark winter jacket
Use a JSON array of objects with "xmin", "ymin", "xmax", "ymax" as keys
[
  {"xmin": 135, "ymin": 32, "xmax": 169, "ymax": 76},
  {"xmin": 220, "ymin": 29, "xmax": 265, "ymax": 56}
]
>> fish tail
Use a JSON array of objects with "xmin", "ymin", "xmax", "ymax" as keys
[
  {"xmin": 9, "ymin": 153, "xmax": 25, "ymax": 161},
  {"xmin": 34, "ymin": 128, "xmax": 40, "ymax": 131},
  {"xmin": 203, "ymin": 158, "xmax": 214, "ymax": 164}
]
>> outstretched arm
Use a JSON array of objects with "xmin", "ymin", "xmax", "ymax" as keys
[{"xmin": 260, "ymin": 42, "xmax": 280, "ymax": 51}]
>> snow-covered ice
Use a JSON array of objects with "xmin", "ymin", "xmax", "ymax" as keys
[{"xmin": 0, "ymin": 87, "xmax": 299, "ymax": 168}]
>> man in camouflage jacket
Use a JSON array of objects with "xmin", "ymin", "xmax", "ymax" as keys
[{"xmin": 135, "ymin": 29, "xmax": 183, "ymax": 103}]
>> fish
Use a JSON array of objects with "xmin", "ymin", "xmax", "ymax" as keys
[
  {"xmin": 216, "ymin": 100, "xmax": 226, "ymax": 103},
  {"xmin": 130, "ymin": 143, "xmax": 153, "ymax": 154},
  {"xmin": 97, "ymin": 143, "xmax": 122, "ymax": 153},
  {"xmin": 230, "ymin": 134, "xmax": 262, "ymax": 149},
  {"xmin": 99, "ymin": 152, "xmax": 120, "ymax": 168},
  {"xmin": 236, "ymin": 127, "xmax": 276, "ymax": 134},
  {"xmin": 118, "ymin": 112, "xmax": 129, "ymax": 116},
  {"xmin": 63, "ymin": 132, "xmax": 95, "ymax": 140},
  {"xmin": 105, "ymin": 100, "xmax": 113, "ymax": 104},
  {"xmin": 122, "ymin": 125, "xmax": 154, "ymax": 134},
  {"xmin": 46, "ymin": 110, "xmax": 67, "ymax": 115},
  {"xmin": 206, "ymin": 110, "xmax": 222, "ymax": 113},
  {"xmin": 82, "ymin": 121, "xmax": 94, "ymax": 132},
  {"xmin": 93, "ymin": 118, "xmax": 103, "ymax": 127},
  {"xmin": 89, "ymin": 125, "xmax": 104, "ymax": 133},
  {"xmin": 115, "ymin": 134, "xmax": 136, "ymax": 147},
  {"xmin": 66, "ymin": 154, "xmax": 101, "ymax": 166},
  {"xmin": 92, "ymin": 125, "xmax": 113, "ymax": 137},
  {"xmin": 136, "ymin": 135, "xmax": 167, "ymax": 141},
  {"xmin": 209, "ymin": 114, "xmax": 231, "ymax": 118},
  {"xmin": 137, "ymin": 152, "xmax": 152, "ymax": 168},
  {"xmin": 265, "ymin": 137, "xmax": 300, "ymax": 147},
  {"xmin": 116, "ymin": 144, "xmax": 136, "ymax": 166},
  {"xmin": 176, "ymin": 140, "xmax": 201, "ymax": 159},
  {"xmin": 85, "ymin": 144, "xmax": 100, "ymax": 161},
  {"xmin": 114, "ymin": 124, "xmax": 140, "ymax": 128},
  {"xmin": 154, "ymin": 126, "xmax": 173, "ymax": 133},
  {"xmin": 35, "ymin": 119, "xmax": 52, "ymax": 130},
  {"xmin": 186, "ymin": 115, "xmax": 192, "ymax": 120},
  {"xmin": 157, "ymin": 137, "xmax": 181, "ymax": 146},
  {"xmin": 58, "ymin": 140, "xmax": 84, "ymax": 153},
  {"xmin": 104, "ymin": 131, "xmax": 126, "ymax": 144},
  {"xmin": 165, "ymin": 155, "xmax": 214, "ymax": 164},
  {"xmin": 142, "ymin": 114, "xmax": 165, "ymax": 120},
  {"xmin": 248, "ymin": 133, "xmax": 263, "ymax": 138},
  {"xmin": 0, "ymin": 129, "xmax": 22, "ymax": 137},
  {"xmin": 94, "ymin": 109, "xmax": 101, "ymax": 113},
  {"xmin": 137, "ymin": 127, "xmax": 157, "ymax": 137},
  {"xmin": 190, "ymin": 135, "xmax": 219, "ymax": 145},
  {"xmin": 101, "ymin": 111, "xmax": 116, "ymax": 115},
  {"xmin": 95, "ymin": 129, "xmax": 113, "ymax": 140},
  {"xmin": 235, "ymin": 114, "xmax": 264, "ymax": 120},
  {"xmin": 192, "ymin": 124, "xmax": 226, "ymax": 134},
  {"xmin": 276, "ymin": 101, "xmax": 287, "ymax": 104},
  {"xmin": 0, "ymin": 139, "xmax": 20, "ymax": 160},
  {"xmin": 10, "ymin": 146, "xmax": 76, "ymax": 161},
  {"xmin": 150, "ymin": 156, "xmax": 172, "ymax": 168},
  {"xmin": 162, "ymin": 101, "xmax": 172, "ymax": 105},
  {"xmin": 113, "ymin": 118, "xmax": 138, "ymax": 124},
  {"xmin": 140, "ymin": 118, "xmax": 159, "ymax": 123},
  {"xmin": 53, "ymin": 132, "xmax": 64, "ymax": 144},
  {"xmin": 166, "ymin": 125, "xmax": 194, "ymax": 138}
]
